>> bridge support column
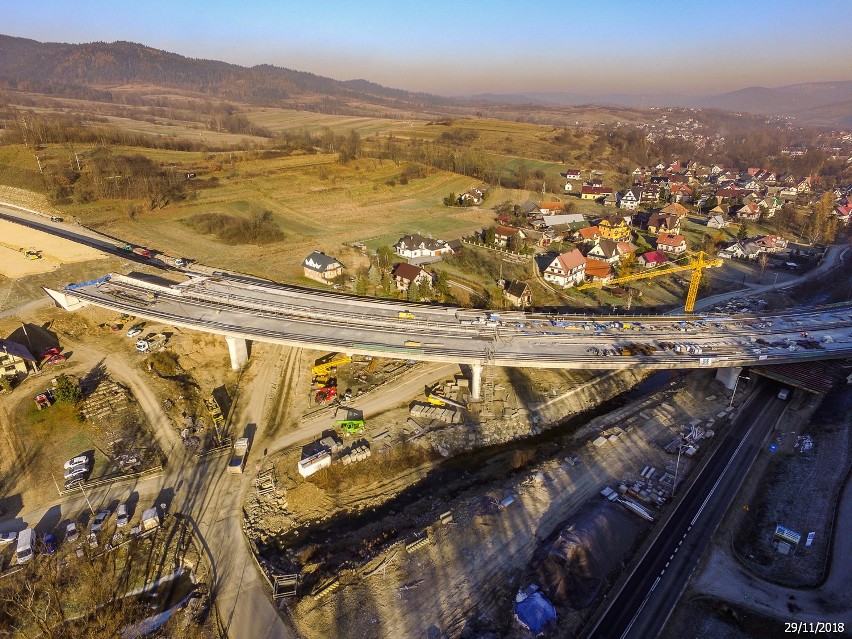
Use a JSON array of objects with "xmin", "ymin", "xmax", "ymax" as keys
[
  {"xmin": 715, "ymin": 366, "xmax": 742, "ymax": 391},
  {"xmin": 470, "ymin": 363, "xmax": 483, "ymax": 401},
  {"xmin": 225, "ymin": 336, "xmax": 249, "ymax": 371}
]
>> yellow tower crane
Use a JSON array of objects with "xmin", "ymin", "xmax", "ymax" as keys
[{"xmin": 577, "ymin": 251, "xmax": 723, "ymax": 313}]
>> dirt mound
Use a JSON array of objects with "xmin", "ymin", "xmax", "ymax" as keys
[{"xmin": 534, "ymin": 502, "xmax": 643, "ymax": 609}]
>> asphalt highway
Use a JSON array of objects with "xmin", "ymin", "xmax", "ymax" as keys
[{"xmin": 583, "ymin": 382, "xmax": 786, "ymax": 639}]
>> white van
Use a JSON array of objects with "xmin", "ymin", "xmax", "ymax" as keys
[
  {"xmin": 16, "ymin": 528, "xmax": 35, "ymax": 564},
  {"xmin": 777, "ymin": 388, "xmax": 790, "ymax": 400}
]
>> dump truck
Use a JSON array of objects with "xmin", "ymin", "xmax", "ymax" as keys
[{"xmin": 228, "ymin": 437, "xmax": 249, "ymax": 474}]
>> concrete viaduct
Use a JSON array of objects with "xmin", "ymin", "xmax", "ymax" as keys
[{"xmin": 45, "ymin": 271, "xmax": 852, "ymax": 399}]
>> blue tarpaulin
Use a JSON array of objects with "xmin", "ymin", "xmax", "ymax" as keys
[{"xmin": 514, "ymin": 591, "xmax": 557, "ymax": 635}]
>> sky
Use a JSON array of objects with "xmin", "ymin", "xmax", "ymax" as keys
[{"xmin": 4, "ymin": 0, "xmax": 851, "ymax": 96}]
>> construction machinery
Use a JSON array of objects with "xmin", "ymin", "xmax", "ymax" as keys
[
  {"xmin": 315, "ymin": 387, "xmax": 338, "ymax": 403},
  {"xmin": 338, "ymin": 420, "xmax": 365, "ymax": 435},
  {"xmin": 398, "ymin": 310, "xmax": 415, "ymax": 320},
  {"xmin": 312, "ymin": 353, "xmax": 351, "ymax": 378},
  {"xmin": 24, "ymin": 249, "xmax": 41, "ymax": 260},
  {"xmin": 204, "ymin": 396, "xmax": 225, "ymax": 432},
  {"xmin": 577, "ymin": 251, "xmax": 723, "ymax": 313},
  {"xmin": 425, "ymin": 383, "xmax": 467, "ymax": 410},
  {"xmin": 34, "ymin": 393, "xmax": 51, "ymax": 410},
  {"xmin": 40, "ymin": 348, "xmax": 66, "ymax": 366}
]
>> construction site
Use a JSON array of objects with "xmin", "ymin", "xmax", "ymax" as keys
[{"xmin": 240, "ymin": 349, "xmax": 747, "ymax": 638}]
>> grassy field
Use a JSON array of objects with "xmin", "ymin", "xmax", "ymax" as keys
[{"xmin": 244, "ymin": 109, "xmax": 412, "ymax": 137}]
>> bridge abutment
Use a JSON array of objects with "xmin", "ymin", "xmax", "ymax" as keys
[
  {"xmin": 225, "ymin": 336, "xmax": 249, "ymax": 370},
  {"xmin": 470, "ymin": 362, "xmax": 482, "ymax": 400}
]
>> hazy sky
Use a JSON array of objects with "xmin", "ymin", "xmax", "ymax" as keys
[{"xmin": 4, "ymin": 0, "xmax": 850, "ymax": 96}]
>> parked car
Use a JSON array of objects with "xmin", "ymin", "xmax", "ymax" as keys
[
  {"xmin": 16, "ymin": 528, "xmax": 35, "ymax": 564},
  {"xmin": 174, "ymin": 258, "xmax": 187, "ymax": 268},
  {"xmin": 90, "ymin": 509, "xmax": 110, "ymax": 534},
  {"xmin": 0, "ymin": 531, "xmax": 17, "ymax": 545},
  {"xmin": 116, "ymin": 504, "xmax": 130, "ymax": 528},
  {"xmin": 136, "ymin": 339, "xmax": 149, "ymax": 353},
  {"xmin": 64, "ymin": 455, "xmax": 89, "ymax": 470},
  {"xmin": 64, "ymin": 464, "xmax": 89, "ymax": 481},
  {"xmin": 64, "ymin": 477, "xmax": 84, "ymax": 490},
  {"xmin": 127, "ymin": 324, "xmax": 144, "ymax": 338},
  {"xmin": 50, "ymin": 216, "xmax": 63, "ymax": 222},
  {"xmin": 65, "ymin": 522, "xmax": 80, "ymax": 543}
]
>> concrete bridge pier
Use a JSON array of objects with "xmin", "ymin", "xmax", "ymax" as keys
[
  {"xmin": 470, "ymin": 362, "xmax": 483, "ymax": 400},
  {"xmin": 225, "ymin": 335, "xmax": 249, "ymax": 370},
  {"xmin": 715, "ymin": 366, "xmax": 743, "ymax": 390}
]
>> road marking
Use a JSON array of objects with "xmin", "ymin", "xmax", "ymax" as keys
[
  {"xmin": 683, "ymin": 533, "xmax": 687, "ymax": 538},
  {"xmin": 691, "ymin": 418, "xmax": 759, "ymax": 526},
  {"xmin": 651, "ymin": 577, "xmax": 660, "ymax": 591},
  {"xmin": 660, "ymin": 569, "xmax": 665, "ymax": 576},
  {"xmin": 665, "ymin": 562, "xmax": 670, "ymax": 568}
]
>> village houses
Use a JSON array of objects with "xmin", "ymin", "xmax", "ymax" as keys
[{"xmin": 303, "ymin": 251, "xmax": 344, "ymax": 283}]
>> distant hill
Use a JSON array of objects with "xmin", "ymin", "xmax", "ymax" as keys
[
  {"xmin": 0, "ymin": 34, "xmax": 453, "ymax": 113},
  {"xmin": 469, "ymin": 82, "xmax": 852, "ymax": 125},
  {"xmin": 1, "ymin": 34, "xmax": 848, "ymax": 126}
]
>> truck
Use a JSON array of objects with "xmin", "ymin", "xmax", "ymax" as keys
[
  {"xmin": 141, "ymin": 507, "xmax": 161, "ymax": 532},
  {"xmin": 132, "ymin": 247, "xmax": 152, "ymax": 259},
  {"xmin": 228, "ymin": 437, "xmax": 249, "ymax": 474}
]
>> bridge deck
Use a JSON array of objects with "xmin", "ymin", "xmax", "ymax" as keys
[{"xmin": 52, "ymin": 272, "xmax": 852, "ymax": 370}]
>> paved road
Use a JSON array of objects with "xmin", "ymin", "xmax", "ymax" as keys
[{"xmin": 583, "ymin": 383, "xmax": 785, "ymax": 639}]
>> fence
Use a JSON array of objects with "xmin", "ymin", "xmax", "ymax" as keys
[{"xmin": 58, "ymin": 464, "xmax": 164, "ymax": 497}]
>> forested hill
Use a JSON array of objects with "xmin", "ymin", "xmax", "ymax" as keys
[{"xmin": 0, "ymin": 34, "xmax": 453, "ymax": 110}]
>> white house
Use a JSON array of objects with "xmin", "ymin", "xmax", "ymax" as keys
[
  {"xmin": 394, "ymin": 234, "xmax": 454, "ymax": 259},
  {"xmin": 543, "ymin": 249, "xmax": 586, "ymax": 288}
]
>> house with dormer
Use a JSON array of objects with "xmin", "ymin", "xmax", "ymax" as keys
[
  {"xmin": 394, "ymin": 234, "xmax": 454, "ymax": 260},
  {"xmin": 656, "ymin": 233, "xmax": 688, "ymax": 255},
  {"xmin": 303, "ymin": 251, "xmax": 344, "ymax": 283},
  {"xmin": 543, "ymin": 249, "xmax": 586, "ymax": 288}
]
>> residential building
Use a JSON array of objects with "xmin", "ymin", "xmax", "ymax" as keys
[
  {"xmin": 543, "ymin": 249, "xmax": 586, "ymax": 288},
  {"xmin": 732, "ymin": 202, "xmax": 761, "ymax": 221},
  {"xmin": 303, "ymin": 251, "xmax": 344, "ymax": 283},
  {"xmin": 584, "ymin": 258, "xmax": 614, "ymax": 283},
  {"xmin": 619, "ymin": 187, "xmax": 643, "ymax": 211},
  {"xmin": 494, "ymin": 225, "xmax": 526, "ymax": 248},
  {"xmin": 585, "ymin": 238, "xmax": 620, "ymax": 264},
  {"xmin": 647, "ymin": 211, "xmax": 680, "ymax": 235},
  {"xmin": 580, "ymin": 185, "xmax": 614, "ymax": 200},
  {"xmin": 0, "ymin": 338, "xmax": 37, "ymax": 383},
  {"xmin": 391, "ymin": 263, "xmax": 433, "ymax": 292},
  {"xmin": 394, "ymin": 234, "xmax": 454, "ymax": 259},
  {"xmin": 753, "ymin": 235, "xmax": 788, "ymax": 253},
  {"xmin": 503, "ymin": 280, "xmax": 532, "ymax": 308},
  {"xmin": 707, "ymin": 214, "xmax": 729, "ymax": 229},
  {"xmin": 538, "ymin": 201, "xmax": 565, "ymax": 215},
  {"xmin": 575, "ymin": 225, "xmax": 601, "ymax": 244},
  {"xmin": 638, "ymin": 250, "xmax": 668, "ymax": 268},
  {"xmin": 598, "ymin": 216, "xmax": 632, "ymax": 242},
  {"xmin": 562, "ymin": 168, "xmax": 582, "ymax": 181},
  {"xmin": 656, "ymin": 233, "xmax": 688, "ymax": 255}
]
